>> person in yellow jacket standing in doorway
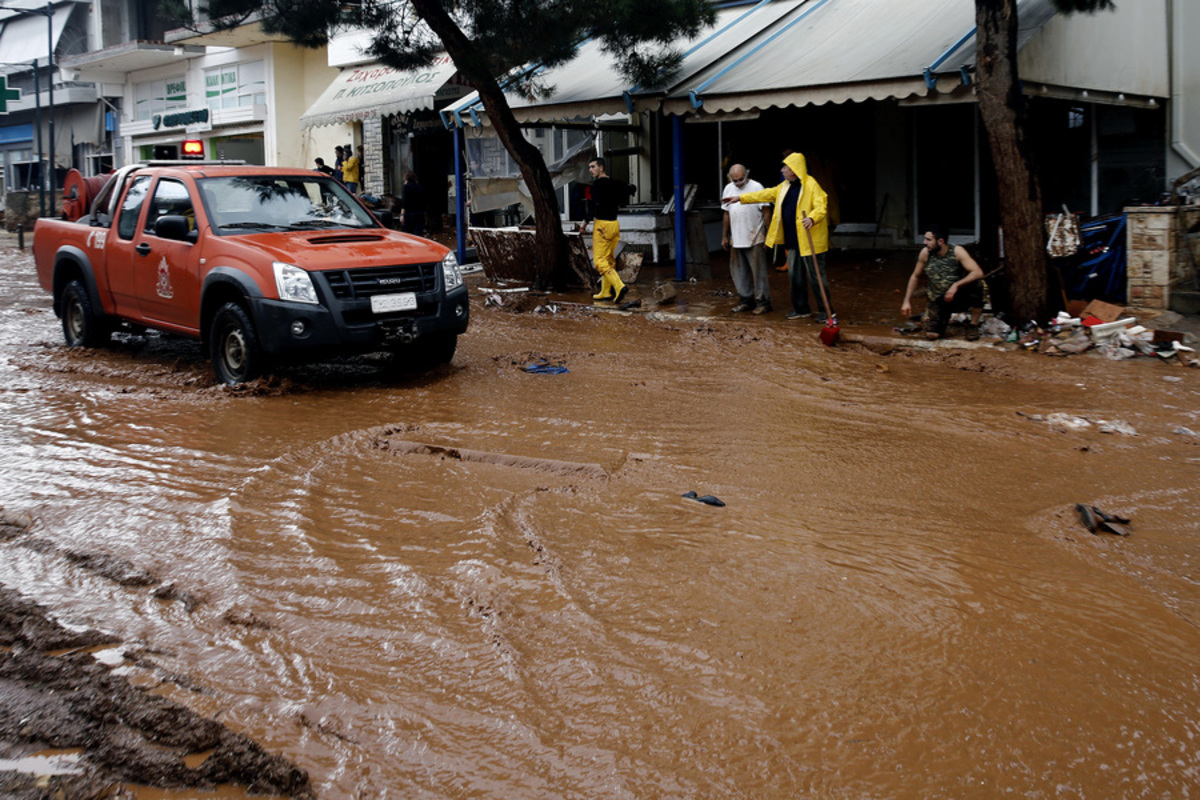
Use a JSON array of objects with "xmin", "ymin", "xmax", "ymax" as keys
[
  {"xmin": 726, "ymin": 151, "xmax": 833, "ymax": 321},
  {"xmin": 583, "ymin": 157, "xmax": 634, "ymax": 304}
]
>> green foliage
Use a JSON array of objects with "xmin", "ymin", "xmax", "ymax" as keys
[{"xmin": 208, "ymin": 0, "xmax": 716, "ymax": 87}]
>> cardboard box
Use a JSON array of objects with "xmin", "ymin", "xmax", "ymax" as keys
[
  {"xmin": 1082, "ymin": 299, "xmax": 1126, "ymax": 323},
  {"xmin": 1153, "ymin": 329, "xmax": 1185, "ymax": 344}
]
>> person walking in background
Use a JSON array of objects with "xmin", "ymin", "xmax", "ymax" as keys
[
  {"xmin": 313, "ymin": 157, "xmax": 334, "ymax": 176},
  {"xmin": 725, "ymin": 151, "xmax": 833, "ymax": 321},
  {"xmin": 720, "ymin": 164, "xmax": 772, "ymax": 314},
  {"xmin": 582, "ymin": 157, "xmax": 635, "ymax": 304},
  {"xmin": 341, "ymin": 145, "xmax": 361, "ymax": 194},
  {"xmin": 333, "ymin": 145, "xmax": 345, "ymax": 184},
  {"xmin": 400, "ymin": 171, "xmax": 427, "ymax": 237}
]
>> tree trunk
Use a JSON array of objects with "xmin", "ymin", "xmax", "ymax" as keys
[
  {"xmin": 975, "ymin": 0, "xmax": 1048, "ymax": 324},
  {"xmin": 411, "ymin": 0, "xmax": 572, "ymax": 291}
]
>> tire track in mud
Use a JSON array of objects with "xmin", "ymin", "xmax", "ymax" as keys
[
  {"xmin": 0, "ymin": 585, "xmax": 314, "ymax": 800},
  {"xmin": 368, "ymin": 427, "xmax": 778, "ymax": 795}
]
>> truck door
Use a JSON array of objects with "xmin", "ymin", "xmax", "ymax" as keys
[
  {"xmin": 132, "ymin": 178, "xmax": 203, "ymax": 333},
  {"xmin": 104, "ymin": 174, "xmax": 153, "ymax": 318}
]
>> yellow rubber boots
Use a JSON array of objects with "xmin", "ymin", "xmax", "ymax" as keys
[{"xmin": 592, "ymin": 271, "xmax": 615, "ymax": 302}]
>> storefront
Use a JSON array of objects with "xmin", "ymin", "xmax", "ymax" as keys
[{"xmin": 300, "ymin": 54, "xmax": 470, "ymax": 216}]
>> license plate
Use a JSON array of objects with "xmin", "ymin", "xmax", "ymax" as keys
[{"xmin": 370, "ymin": 292, "xmax": 417, "ymax": 313}]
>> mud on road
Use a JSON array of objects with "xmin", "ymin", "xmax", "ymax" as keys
[{"xmin": 1, "ymin": 513, "xmax": 312, "ymax": 800}]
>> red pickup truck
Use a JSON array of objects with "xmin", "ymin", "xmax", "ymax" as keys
[{"xmin": 34, "ymin": 163, "xmax": 468, "ymax": 384}]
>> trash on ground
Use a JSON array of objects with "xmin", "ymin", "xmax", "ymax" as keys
[
  {"xmin": 1173, "ymin": 426, "xmax": 1198, "ymax": 437},
  {"xmin": 1018, "ymin": 411, "xmax": 1137, "ymax": 435},
  {"xmin": 682, "ymin": 491, "xmax": 725, "ymax": 507},
  {"xmin": 979, "ymin": 316, "xmax": 1012, "ymax": 338},
  {"xmin": 522, "ymin": 361, "xmax": 569, "ymax": 375},
  {"xmin": 1075, "ymin": 503, "xmax": 1132, "ymax": 536},
  {"xmin": 653, "ymin": 282, "xmax": 677, "ymax": 305},
  {"xmin": 1082, "ymin": 299, "xmax": 1126, "ymax": 323}
]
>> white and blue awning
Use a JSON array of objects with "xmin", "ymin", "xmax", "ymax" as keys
[
  {"xmin": 443, "ymin": 0, "xmax": 1070, "ymax": 127},
  {"xmin": 301, "ymin": 54, "xmax": 468, "ymax": 129}
]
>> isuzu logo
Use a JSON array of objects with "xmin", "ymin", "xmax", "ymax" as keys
[{"xmin": 378, "ymin": 278, "xmax": 405, "ymax": 285}]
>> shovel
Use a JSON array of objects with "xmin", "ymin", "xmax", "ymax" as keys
[{"xmin": 802, "ymin": 211, "xmax": 839, "ymax": 346}]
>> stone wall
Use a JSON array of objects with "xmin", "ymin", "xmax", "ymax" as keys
[
  {"xmin": 1125, "ymin": 204, "xmax": 1200, "ymax": 309},
  {"xmin": 362, "ymin": 117, "xmax": 384, "ymax": 197}
]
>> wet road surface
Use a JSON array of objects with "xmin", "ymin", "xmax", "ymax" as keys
[{"xmin": 2, "ymin": 238, "xmax": 1200, "ymax": 798}]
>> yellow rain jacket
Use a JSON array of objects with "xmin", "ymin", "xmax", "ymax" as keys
[{"xmin": 737, "ymin": 152, "xmax": 829, "ymax": 256}]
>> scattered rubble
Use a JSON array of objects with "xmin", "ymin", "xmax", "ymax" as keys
[{"xmin": 1017, "ymin": 411, "xmax": 1139, "ymax": 435}]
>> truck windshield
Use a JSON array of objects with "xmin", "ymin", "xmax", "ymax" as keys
[{"xmin": 196, "ymin": 175, "xmax": 379, "ymax": 233}]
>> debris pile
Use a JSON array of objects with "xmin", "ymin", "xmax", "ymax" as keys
[{"xmin": 1001, "ymin": 300, "xmax": 1198, "ymax": 366}]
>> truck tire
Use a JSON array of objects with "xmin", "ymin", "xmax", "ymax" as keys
[
  {"xmin": 210, "ymin": 302, "xmax": 264, "ymax": 384},
  {"xmin": 426, "ymin": 332, "xmax": 458, "ymax": 365},
  {"xmin": 61, "ymin": 280, "xmax": 111, "ymax": 348}
]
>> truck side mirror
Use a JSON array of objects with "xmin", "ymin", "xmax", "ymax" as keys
[
  {"xmin": 373, "ymin": 209, "xmax": 395, "ymax": 229},
  {"xmin": 155, "ymin": 214, "xmax": 197, "ymax": 243}
]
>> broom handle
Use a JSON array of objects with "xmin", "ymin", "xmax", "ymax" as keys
[{"xmin": 801, "ymin": 211, "xmax": 834, "ymax": 320}]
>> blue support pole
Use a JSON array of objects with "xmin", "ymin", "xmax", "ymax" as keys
[
  {"xmin": 672, "ymin": 114, "xmax": 686, "ymax": 281},
  {"xmin": 454, "ymin": 125, "xmax": 466, "ymax": 264}
]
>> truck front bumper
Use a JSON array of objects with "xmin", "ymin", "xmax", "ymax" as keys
[{"xmin": 251, "ymin": 284, "xmax": 470, "ymax": 360}]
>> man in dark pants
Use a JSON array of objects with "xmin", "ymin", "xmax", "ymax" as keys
[
  {"xmin": 901, "ymin": 224, "xmax": 985, "ymax": 340},
  {"xmin": 726, "ymin": 151, "xmax": 834, "ymax": 321}
]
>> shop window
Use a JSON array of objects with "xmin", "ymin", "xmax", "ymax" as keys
[
  {"xmin": 204, "ymin": 60, "xmax": 266, "ymax": 111},
  {"xmin": 134, "ymin": 77, "xmax": 188, "ymax": 122}
]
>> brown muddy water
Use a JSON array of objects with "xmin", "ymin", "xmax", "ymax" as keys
[{"xmin": 2, "ymin": 239, "xmax": 1200, "ymax": 799}]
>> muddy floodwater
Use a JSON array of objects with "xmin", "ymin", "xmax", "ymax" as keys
[{"xmin": 2, "ymin": 237, "xmax": 1200, "ymax": 799}]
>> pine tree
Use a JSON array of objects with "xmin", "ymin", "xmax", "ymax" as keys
[{"xmin": 181, "ymin": 0, "xmax": 716, "ymax": 289}]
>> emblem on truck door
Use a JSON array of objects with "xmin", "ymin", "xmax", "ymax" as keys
[{"xmin": 156, "ymin": 257, "xmax": 175, "ymax": 299}]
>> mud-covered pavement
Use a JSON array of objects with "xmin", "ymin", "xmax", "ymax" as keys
[{"xmin": 2, "ymin": 235, "xmax": 1200, "ymax": 799}]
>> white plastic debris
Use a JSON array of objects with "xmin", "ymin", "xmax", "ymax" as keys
[
  {"xmin": 1097, "ymin": 419, "xmax": 1138, "ymax": 436},
  {"xmin": 979, "ymin": 317, "xmax": 1012, "ymax": 338}
]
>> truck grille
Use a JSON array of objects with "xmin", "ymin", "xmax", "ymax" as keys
[{"xmin": 321, "ymin": 263, "xmax": 437, "ymax": 299}]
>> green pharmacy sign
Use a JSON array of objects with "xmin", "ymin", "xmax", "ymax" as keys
[{"xmin": 0, "ymin": 76, "xmax": 21, "ymax": 114}]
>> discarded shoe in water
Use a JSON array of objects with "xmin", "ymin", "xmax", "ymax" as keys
[
  {"xmin": 682, "ymin": 491, "xmax": 725, "ymax": 507},
  {"xmin": 1075, "ymin": 503, "xmax": 1130, "ymax": 536}
]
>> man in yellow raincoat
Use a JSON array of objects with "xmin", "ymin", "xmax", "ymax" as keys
[{"xmin": 726, "ymin": 152, "xmax": 833, "ymax": 321}]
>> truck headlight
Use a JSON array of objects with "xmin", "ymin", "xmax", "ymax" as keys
[
  {"xmin": 273, "ymin": 262, "xmax": 319, "ymax": 305},
  {"xmin": 441, "ymin": 251, "xmax": 462, "ymax": 290}
]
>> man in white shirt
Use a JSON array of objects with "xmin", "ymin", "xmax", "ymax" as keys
[{"xmin": 721, "ymin": 164, "xmax": 773, "ymax": 314}]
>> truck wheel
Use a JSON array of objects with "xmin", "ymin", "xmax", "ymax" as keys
[
  {"xmin": 61, "ymin": 280, "xmax": 111, "ymax": 348},
  {"xmin": 389, "ymin": 333, "xmax": 457, "ymax": 373},
  {"xmin": 210, "ymin": 303, "xmax": 264, "ymax": 384},
  {"xmin": 427, "ymin": 332, "xmax": 458, "ymax": 365}
]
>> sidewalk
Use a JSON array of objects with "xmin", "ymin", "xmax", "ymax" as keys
[{"xmin": 477, "ymin": 246, "xmax": 1200, "ymax": 347}]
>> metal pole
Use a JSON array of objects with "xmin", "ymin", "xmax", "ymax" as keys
[
  {"xmin": 33, "ymin": 58, "xmax": 43, "ymax": 218},
  {"xmin": 46, "ymin": 1, "xmax": 54, "ymax": 217},
  {"xmin": 672, "ymin": 114, "xmax": 685, "ymax": 281},
  {"xmin": 454, "ymin": 125, "xmax": 466, "ymax": 264}
]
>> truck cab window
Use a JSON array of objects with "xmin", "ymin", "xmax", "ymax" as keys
[
  {"xmin": 117, "ymin": 176, "xmax": 153, "ymax": 240},
  {"xmin": 145, "ymin": 179, "xmax": 195, "ymax": 234}
]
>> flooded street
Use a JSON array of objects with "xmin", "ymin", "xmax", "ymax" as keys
[{"xmin": 2, "ymin": 236, "xmax": 1200, "ymax": 798}]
